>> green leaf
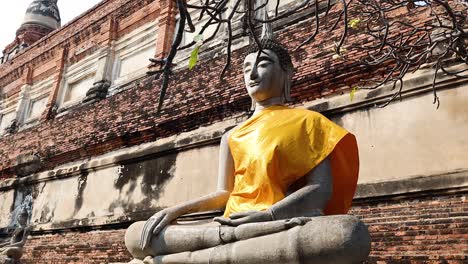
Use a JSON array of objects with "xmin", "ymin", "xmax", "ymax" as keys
[
  {"xmin": 350, "ymin": 86, "xmax": 359, "ymax": 102},
  {"xmin": 349, "ymin": 18, "xmax": 361, "ymax": 29},
  {"xmin": 193, "ymin": 34, "xmax": 204, "ymax": 43},
  {"xmin": 188, "ymin": 46, "xmax": 200, "ymax": 70}
]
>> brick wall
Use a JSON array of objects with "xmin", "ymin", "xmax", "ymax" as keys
[
  {"xmin": 19, "ymin": 192, "xmax": 467, "ymax": 263},
  {"xmin": 0, "ymin": 2, "xmax": 433, "ymax": 179},
  {"xmin": 22, "ymin": 229, "xmax": 129, "ymax": 264},
  {"xmin": 352, "ymin": 193, "xmax": 468, "ymax": 263}
]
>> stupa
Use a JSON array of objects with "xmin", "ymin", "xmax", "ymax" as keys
[{"xmin": 1, "ymin": 0, "xmax": 61, "ymax": 63}]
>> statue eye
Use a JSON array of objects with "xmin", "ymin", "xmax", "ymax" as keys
[{"xmin": 258, "ymin": 61, "xmax": 271, "ymax": 68}]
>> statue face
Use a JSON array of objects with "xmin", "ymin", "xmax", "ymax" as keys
[
  {"xmin": 17, "ymin": 214, "xmax": 27, "ymax": 226},
  {"xmin": 243, "ymin": 50, "xmax": 286, "ymax": 102}
]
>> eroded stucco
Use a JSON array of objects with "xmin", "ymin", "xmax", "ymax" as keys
[
  {"xmin": 1, "ymin": 142, "xmax": 220, "ymax": 230},
  {"xmin": 336, "ymin": 87, "xmax": 468, "ymax": 183},
  {"xmin": 0, "ymin": 191, "xmax": 14, "ymax": 227}
]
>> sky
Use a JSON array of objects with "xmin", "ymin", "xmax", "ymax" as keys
[{"xmin": 0, "ymin": 0, "xmax": 102, "ymax": 57}]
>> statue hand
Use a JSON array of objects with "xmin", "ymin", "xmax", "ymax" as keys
[
  {"xmin": 143, "ymin": 256, "xmax": 154, "ymax": 264},
  {"xmin": 140, "ymin": 208, "xmax": 180, "ymax": 250},
  {"xmin": 214, "ymin": 210, "xmax": 273, "ymax": 226}
]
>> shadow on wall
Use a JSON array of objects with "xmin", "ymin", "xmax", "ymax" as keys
[
  {"xmin": 108, "ymin": 152, "xmax": 178, "ymax": 214},
  {"xmin": 3, "ymin": 150, "xmax": 179, "ymax": 229}
]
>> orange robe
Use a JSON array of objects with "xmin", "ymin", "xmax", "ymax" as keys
[{"xmin": 224, "ymin": 105, "xmax": 359, "ymax": 217}]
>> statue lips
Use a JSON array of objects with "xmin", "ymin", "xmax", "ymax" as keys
[
  {"xmin": 248, "ymin": 81, "xmax": 261, "ymax": 88},
  {"xmin": 247, "ymin": 81, "xmax": 268, "ymax": 99}
]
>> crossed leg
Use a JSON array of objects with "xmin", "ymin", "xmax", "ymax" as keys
[
  {"xmin": 125, "ymin": 218, "xmax": 310, "ymax": 263},
  {"xmin": 126, "ymin": 215, "xmax": 370, "ymax": 264}
]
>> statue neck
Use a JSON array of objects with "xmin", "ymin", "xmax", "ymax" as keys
[{"xmin": 253, "ymin": 96, "xmax": 284, "ymax": 115}]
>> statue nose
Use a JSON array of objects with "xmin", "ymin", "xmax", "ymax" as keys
[{"xmin": 249, "ymin": 66, "xmax": 259, "ymax": 80}]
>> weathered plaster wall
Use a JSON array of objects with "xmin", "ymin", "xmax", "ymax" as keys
[
  {"xmin": 0, "ymin": 192, "xmax": 14, "ymax": 227},
  {"xmin": 0, "ymin": 145, "xmax": 219, "ymax": 230},
  {"xmin": 0, "ymin": 115, "xmax": 236, "ymax": 230},
  {"xmin": 332, "ymin": 83, "xmax": 468, "ymax": 183}
]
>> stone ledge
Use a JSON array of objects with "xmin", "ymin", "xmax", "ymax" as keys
[
  {"xmin": 304, "ymin": 63, "xmax": 468, "ymax": 115},
  {"xmin": 355, "ymin": 169, "xmax": 468, "ymax": 200}
]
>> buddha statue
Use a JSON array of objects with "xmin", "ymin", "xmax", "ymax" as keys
[
  {"xmin": 0, "ymin": 208, "xmax": 31, "ymax": 264},
  {"xmin": 124, "ymin": 18, "xmax": 370, "ymax": 264}
]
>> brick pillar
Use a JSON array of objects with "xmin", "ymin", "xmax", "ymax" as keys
[
  {"xmin": 83, "ymin": 17, "xmax": 119, "ymax": 104},
  {"xmin": 15, "ymin": 67, "xmax": 34, "ymax": 125},
  {"xmin": 21, "ymin": 66, "xmax": 33, "ymax": 86},
  {"xmin": 41, "ymin": 45, "xmax": 68, "ymax": 120},
  {"xmin": 154, "ymin": 0, "xmax": 177, "ymax": 59}
]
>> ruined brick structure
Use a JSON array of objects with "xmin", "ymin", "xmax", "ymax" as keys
[{"xmin": 0, "ymin": 0, "xmax": 466, "ymax": 263}]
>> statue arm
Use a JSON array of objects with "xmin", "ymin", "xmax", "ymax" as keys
[
  {"xmin": 8, "ymin": 229, "xmax": 19, "ymax": 245},
  {"xmin": 173, "ymin": 130, "xmax": 236, "ymax": 213},
  {"xmin": 8, "ymin": 227, "xmax": 31, "ymax": 248},
  {"xmin": 140, "ymin": 131, "xmax": 235, "ymax": 249},
  {"xmin": 0, "ymin": 241, "xmax": 9, "ymax": 247},
  {"xmin": 161, "ymin": 131, "xmax": 235, "ymax": 213},
  {"xmin": 269, "ymin": 157, "xmax": 333, "ymax": 220},
  {"xmin": 215, "ymin": 157, "xmax": 332, "ymax": 226}
]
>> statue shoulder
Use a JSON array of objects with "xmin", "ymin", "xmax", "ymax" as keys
[
  {"xmin": 221, "ymin": 125, "xmax": 241, "ymax": 144},
  {"xmin": 23, "ymin": 226, "xmax": 32, "ymax": 234},
  {"xmin": 287, "ymin": 107, "xmax": 326, "ymax": 120},
  {"xmin": 287, "ymin": 108, "xmax": 339, "ymax": 132}
]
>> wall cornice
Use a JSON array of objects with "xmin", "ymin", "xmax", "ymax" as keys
[{"xmin": 305, "ymin": 63, "xmax": 468, "ymax": 115}]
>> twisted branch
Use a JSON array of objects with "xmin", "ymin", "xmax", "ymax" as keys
[{"xmin": 148, "ymin": 0, "xmax": 467, "ymax": 112}]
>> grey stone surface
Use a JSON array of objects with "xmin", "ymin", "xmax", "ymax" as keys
[
  {"xmin": 126, "ymin": 215, "xmax": 371, "ymax": 264},
  {"xmin": 0, "ymin": 209, "xmax": 30, "ymax": 264},
  {"xmin": 355, "ymin": 170, "xmax": 468, "ymax": 199}
]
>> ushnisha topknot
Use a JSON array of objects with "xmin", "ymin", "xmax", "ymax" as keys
[
  {"xmin": 246, "ymin": 9, "xmax": 293, "ymax": 72},
  {"xmin": 247, "ymin": 38, "xmax": 293, "ymax": 72}
]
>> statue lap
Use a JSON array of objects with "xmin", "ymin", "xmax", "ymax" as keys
[
  {"xmin": 125, "ymin": 215, "xmax": 371, "ymax": 264},
  {"xmin": 0, "ymin": 247, "xmax": 23, "ymax": 264}
]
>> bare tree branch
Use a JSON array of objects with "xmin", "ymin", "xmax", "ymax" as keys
[{"xmin": 147, "ymin": 0, "xmax": 467, "ymax": 113}]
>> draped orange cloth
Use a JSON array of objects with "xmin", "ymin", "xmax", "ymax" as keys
[{"xmin": 224, "ymin": 105, "xmax": 359, "ymax": 217}]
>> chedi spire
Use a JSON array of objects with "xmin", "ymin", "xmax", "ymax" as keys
[
  {"xmin": 260, "ymin": 8, "xmax": 274, "ymax": 41},
  {"xmin": 1, "ymin": 0, "xmax": 61, "ymax": 63},
  {"xmin": 22, "ymin": 0, "xmax": 61, "ymax": 30}
]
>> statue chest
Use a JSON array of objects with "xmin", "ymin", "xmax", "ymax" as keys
[{"xmin": 229, "ymin": 114, "xmax": 314, "ymax": 188}]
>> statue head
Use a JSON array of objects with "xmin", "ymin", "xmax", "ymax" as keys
[
  {"xmin": 243, "ymin": 14, "xmax": 293, "ymax": 106},
  {"xmin": 16, "ymin": 207, "xmax": 29, "ymax": 227}
]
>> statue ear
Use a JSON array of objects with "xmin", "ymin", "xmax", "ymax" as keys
[
  {"xmin": 283, "ymin": 69, "xmax": 293, "ymax": 102},
  {"xmin": 283, "ymin": 81, "xmax": 291, "ymax": 102},
  {"xmin": 250, "ymin": 98, "xmax": 256, "ymax": 112}
]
